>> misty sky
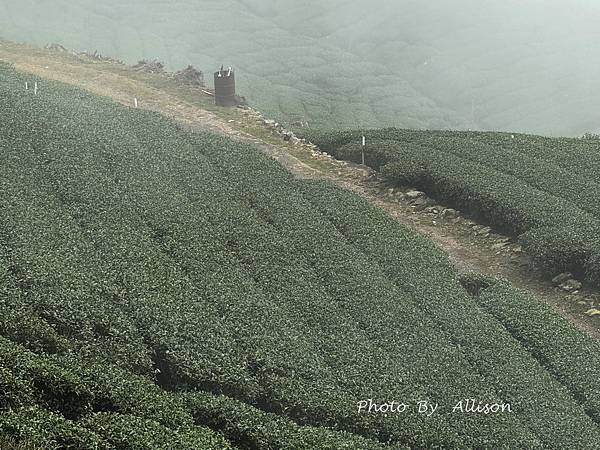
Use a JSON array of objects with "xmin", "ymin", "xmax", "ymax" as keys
[{"xmin": 0, "ymin": 0, "xmax": 598, "ymax": 135}]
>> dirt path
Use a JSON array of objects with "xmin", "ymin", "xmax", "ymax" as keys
[{"xmin": 2, "ymin": 41, "xmax": 598, "ymax": 339}]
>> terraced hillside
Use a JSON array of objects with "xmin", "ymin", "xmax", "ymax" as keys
[
  {"xmin": 2, "ymin": 62, "xmax": 600, "ymax": 448},
  {"xmin": 1, "ymin": 0, "xmax": 600, "ymax": 135},
  {"xmin": 302, "ymin": 129, "xmax": 600, "ymax": 290}
]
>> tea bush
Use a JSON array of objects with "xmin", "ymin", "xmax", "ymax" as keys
[
  {"xmin": 2, "ymin": 63, "xmax": 600, "ymax": 448},
  {"xmin": 302, "ymin": 128, "xmax": 600, "ymax": 285}
]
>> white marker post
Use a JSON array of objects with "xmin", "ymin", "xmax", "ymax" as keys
[
  {"xmin": 134, "ymin": 98, "xmax": 138, "ymax": 108},
  {"xmin": 34, "ymin": 82, "xmax": 38, "ymax": 95},
  {"xmin": 25, "ymin": 82, "xmax": 28, "ymax": 90},
  {"xmin": 361, "ymin": 135, "xmax": 366, "ymax": 165}
]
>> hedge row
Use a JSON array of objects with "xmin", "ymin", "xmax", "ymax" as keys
[
  {"xmin": 0, "ymin": 336, "xmax": 232, "ymax": 449},
  {"xmin": 0, "ymin": 65, "xmax": 504, "ymax": 447},
  {"xmin": 300, "ymin": 128, "xmax": 600, "ymax": 285},
  {"xmin": 299, "ymin": 180, "xmax": 600, "ymax": 449},
  {"xmin": 2, "ymin": 63, "xmax": 600, "ymax": 447},
  {"xmin": 460, "ymin": 273, "xmax": 600, "ymax": 424},
  {"xmin": 182, "ymin": 391, "xmax": 398, "ymax": 450}
]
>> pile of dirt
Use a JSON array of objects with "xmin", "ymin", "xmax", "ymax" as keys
[
  {"xmin": 173, "ymin": 65, "xmax": 205, "ymax": 88},
  {"xmin": 132, "ymin": 59, "xmax": 166, "ymax": 74}
]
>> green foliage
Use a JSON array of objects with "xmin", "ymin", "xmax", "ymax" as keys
[
  {"xmin": 458, "ymin": 273, "xmax": 497, "ymax": 297},
  {"xmin": 2, "ymin": 63, "xmax": 600, "ymax": 448},
  {"xmin": 462, "ymin": 274, "xmax": 600, "ymax": 424},
  {"xmin": 0, "ymin": 336, "xmax": 228, "ymax": 449},
  {"xmin": 0, "ymin": 337, "xmax": 94, "ymax": 421},
  {"xmin": 80, "ymin": 412, "xmax": 231, "ymax": 450},
  {"xmin": 302, "ymin": 128, "xmax": 600, "ymax": 285},
  {"xmin": 183, "ymin": 391, "xmax": 395, "ymax": 450},
  {"xmin": 0, "ymin": 406, "xmax": 108, "ymax": 450},
  {"xmin": 0, "ymin": 366, "xmax": 34, "ymax": 411},
  {"xmin": 0, "ymin": 436, "xmax": 45, "ymax": 450},
  {"xmin": 299, "ymin": 180, "xmax": 600, "ymax": 447}
]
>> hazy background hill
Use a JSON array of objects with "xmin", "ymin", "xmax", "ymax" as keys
[{"xmin": 1, "ymin": 0, "xmax": 599, "ymax": 136}]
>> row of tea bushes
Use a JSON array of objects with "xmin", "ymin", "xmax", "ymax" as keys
[
  {"xmin": 300, "ymin": 128, "xmax": 600, "ymax": 285},
  {"xmin": 2, "ymin": 63, "xmax": 600, "ymax": 447}
]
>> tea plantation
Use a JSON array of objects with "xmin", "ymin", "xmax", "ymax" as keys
[
  {"xmin": 2, "ymin": 62, "xmax": 600, "ymax": 448},
  {"xmin": 302, "ymin": 128, "xmax": 600, "ymax": 289}
]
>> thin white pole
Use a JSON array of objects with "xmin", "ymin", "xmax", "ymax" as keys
[
  {"xmin": 34, "ymin": 82, "xmax": 38, "ymax": 95},
  {"xmin": 25, "ymin": 82, "xmax": 28, "ymax": 90},
  {"xmin": 361, "ymin": 135, "xmax": 366, "ymax": 165},
  {"xmin": 134, "ymin": 98, "xmax": 138, "ymax": 108}
]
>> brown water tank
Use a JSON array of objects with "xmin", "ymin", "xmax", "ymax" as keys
[{"xmin": 214, "ymin": 68, "xmax": 236, "ymax": 107}]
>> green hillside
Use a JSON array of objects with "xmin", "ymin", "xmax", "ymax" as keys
[
  {"xmin": 1, "ymin": 0, "xmax": 599, "ymax": 136},
  {"xmin": 2, "ymin": 61, "xmax": 600, "ymax": 448},
  {"xmin": 301, "ymin": 128, "xmax": 600, "ymax": 288}
]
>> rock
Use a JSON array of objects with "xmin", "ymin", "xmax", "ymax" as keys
[
  {"xmin": 472, "ymin": 225, "xmax": 491, "ymax": 237},
  {"xmin": 290, "ymin": 136, "xmax": 301, "ymax": 145},
  {"xmin": 424, "ymin": 206, "xmax": 439, "ymax": 214},
  {"xmin": 441, "ymin": 208, "xmax": 458, "ymax": 218},
  {"xmin": 552, "ymin": 272, "xmax": 574, "ymax": 286},
  {"xmin": 264, "ymin": 119, "xmax": 276, "ymax": 126},
  {"xmin": 492, "ymin": 242, "xmax": 508, "ymax": 251},
  {"xmin": 411, "ymin": 197, "xmax": 428, "ymax": 207},
  {"xmin": 405, "ymin": 190, "xmax": 425, "ymax": 199},
  {"xmin": 585, "ymin": 308, "xmax": 600, "ymax": 317},
  {"xmin": 478, "ymin": 226, "xmax": 492, "ymax": 235},
  {"xmin": 559, "ymin": 279, "xmax": 582, "ymax": 292}
]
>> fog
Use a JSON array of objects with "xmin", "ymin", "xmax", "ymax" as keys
[{"xmin": 1, "ymin": 0, "xmax": 599, "ymax": 136}]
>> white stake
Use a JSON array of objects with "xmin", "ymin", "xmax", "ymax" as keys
[
  {"xmin": 134, "ymin": 97, "xmax": 138, "ymax": 108},
  {"xmin": 361, "ymin": 135, "xmax": 366, "ymax": 165},
  {"xmin": 25, "ymin": 82, "xmax": 28, "ymax": 90},
  {"xmin": 34, "ymin": 82, "xmax": 38, "ymax": 95}
]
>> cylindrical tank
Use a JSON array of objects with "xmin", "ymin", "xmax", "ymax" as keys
[{"xmin": 214, "ymin": 69, "xmax": 236, "ymax": 107}]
